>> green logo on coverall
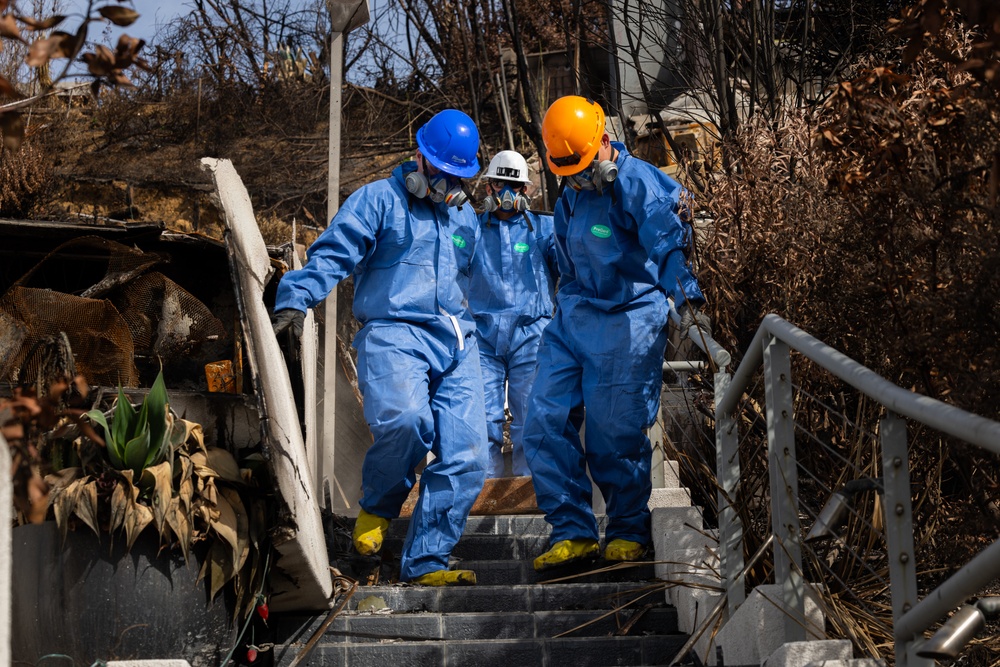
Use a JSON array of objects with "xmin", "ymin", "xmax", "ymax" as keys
[
  {"xmin": 514, "ymin": 242, "xmax": 530, "ymax": 253},
  {"xmin": 451, "ymin": 234, "xmax": 467, "ymax": 248},
  {"xmin": 590, "ymin": 225, "xmax": 612, "ymax": 238}
]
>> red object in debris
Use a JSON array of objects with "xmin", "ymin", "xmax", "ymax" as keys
[
  {"xmin": 246, "ymin": 646, "xmax": 258, "ymax": 663},
  {"xmin": 256, "ymin": 600, "xmax": 269, "ymax": 623}
]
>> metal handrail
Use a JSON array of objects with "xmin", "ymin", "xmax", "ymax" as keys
[
  {"xmin": 719, "ymin": 314, "xmax": 1000, "ymax": 453},
  {"xmin": 666, "ymin": 299, "xmax": 731, "ymax": 369},
  {"xmin": 717, "ymin": 313, "xmax": 1000, "ymax": 667}
]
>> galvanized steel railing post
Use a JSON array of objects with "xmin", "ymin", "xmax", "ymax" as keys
[
  {"xmin": 715, "ymin": 370, "xmax": 745, "ymax": 617},
  {"xmin": 713, "ymin": 313, "xmax": 1000, "ymax": 660},
  {"xmin": 762, "ymin": 335, "xmax": 806, "ymax": 642},
  {"xmin": 880, "ymin": 412, "xmax": 931, "ymax": 667}
]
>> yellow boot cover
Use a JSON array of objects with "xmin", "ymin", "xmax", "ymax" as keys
[
  {"xmin": 604, "ymin": 538, "xmax": 646, "ymax": 562},
  {"xmin": 411, "ymin": 569, "xmax": 478, "ymax": 586},
  {"xmin": 533, "ymin": 538, "xmax": 600, "ymax": 572},
  {"xmin": 352, "ymin": 509, "xmax": 390, "ymax": 556}
]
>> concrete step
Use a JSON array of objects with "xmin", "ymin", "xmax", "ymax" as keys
[
  {"xmin": 380, "ymin": 532, "xmax": 554, "ymax": 560},
  {"xmin": 379, "ymin": 533, "xmax": 663, "ymax": 564},
  {"xmin": 452, "ymin": 558, "xmax": 659, "ymax": 586},
  {"xmin": 335, "ymin": 582, "xmax": 667, "ymax": 614},
  {"xmin": 274, "ymin": 607, "xmax": 679, "ymax": 644},
  {"xmin": 292, "ymin": 509, "xmax": 691, "ymax": 667},
  {"xmin": 274, "ymin": 633, "xmax": 688, "ymax": 667}
]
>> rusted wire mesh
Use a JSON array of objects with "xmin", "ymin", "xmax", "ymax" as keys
[
  {"xmin": 1, "ymin": 235, "xmax": 225, "ymax": 388},
  {"xmin": 0, "ymin": 286, "xmax": 138, "ymax": 387},
  {"xmin": 111, "ymin": 271, "xmax": 226, "ymax": 358}
]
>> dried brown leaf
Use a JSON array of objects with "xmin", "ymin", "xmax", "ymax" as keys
[
  {"xmin": 821, "ymin": 128, "xmax": 844, "ymax": 147},
  {"xmin": 220, "ymin": 487, "xmax": 250, "ymax": 571},
  {"xmin": 74, "ymin": 480, "xmax": 100, "ymax": 536},
  {"xmin": 16, "ymin": 14, "xmax": 65, "ymax": 30},
  {"xmin": 206, "ymin": 539, "xmax": 234, "ymax": 601},
  {"xmin": 191, "ymin": 447, "xmax": 242, "ymax": 483},
  {"xmin": 0, "ymin": 13, "xmax": 24, "ymax": 42},
  {"xmin": 80, "ymin": 47, "xmax": 114, "ymax": 76},
  {"xmin": 52, "ymin": 476, "xmax": 82, "ymax": 541},
  {"xmin": 143, "ymin": 460, "xmax": 173, "ymax": 535},
  {"xmin": 164, "ymin": 496, "xmax": 192, "ymax": 558},
  {"xmin": 113, "ymin": 33, "xmax": 143, "ymax": 67},
  {"xmin": 26, "ymin": 474, "xmax": 50, "ymax": 524},
  {"xmin": 25, "ymin": 34, "xmax": 70, "ymax": 66},
  {"xmin": 109, "ymin": 70, "xmax": 132, "ymax": 87},
  {"xmin": 209, "ymin": 491, "xmax": 240, "ymax": 563},
  {"xmin": 98, "ymin": 6, "xmax": 139, "ymax": 27},
  {"xmin": 109, "ymin": 476, "xmax": 130, "ymax": 534},
  {"xmin": 124, "ymin": 501, "xmax": 153, "ymax": 550},
  {"xmin": 177, "ymin": 455, "xmax": 194, "ymax": 512}
]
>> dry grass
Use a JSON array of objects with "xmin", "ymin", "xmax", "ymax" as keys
[{"xmin": 673, "ymin": 19, "xmax": 1000, "ymax": 665}]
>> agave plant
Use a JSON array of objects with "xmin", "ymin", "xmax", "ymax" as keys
[
  {"xmin": 42, "ymin": 371, "xmax": 270, "ymax": 615},
  {"xmin": 85, "ymin": 370, "xmax": 173, "ymax": 479}
]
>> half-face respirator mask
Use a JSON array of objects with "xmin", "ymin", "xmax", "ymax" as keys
[
  {"xmin": 482, "ymin": 182, "xmax": 531, "ymax": 214},
  {"xmin": 405, "ymin": 158, "xmax": 470, "ymax": 208},
  {"xmin": 564, "ymin": 159, "xmax": 618, "ymax": 194}
]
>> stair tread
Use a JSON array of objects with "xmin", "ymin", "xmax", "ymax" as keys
[
  {"xmin": 335, "ymin": 582, "xmax": 665, "ymax": 616},
  {"xmin": 274, "ymin": 634, "xmax": 688, "ymax": 667},
  {"xmin": 275, "ymin": 607, "xmax": 679, "ymax": 643},
  {"xmin": 279, "ymin": 513, "xmax": 689, "ymax": 666}
]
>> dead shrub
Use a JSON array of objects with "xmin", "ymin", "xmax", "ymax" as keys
[
  {"xmin": 257, "ymin": 213, "xmax": 319, "ymax": 248},
  {"xmin": 685, "ymin": 18, "xmax": 1000, "ymax": 665},
  {"xmin": 0, "ymin": 139, "xmax": 51, "ymax": 217}
]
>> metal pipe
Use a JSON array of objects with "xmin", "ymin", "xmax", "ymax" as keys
[
  {"xmin": 717, "ymin": 321, "xmax": 767, "ymax": 416},
  {"xmin": 666, "ymin": 299, "xmax": 732, "ymax": 368},
  {"xmin": 895, "ymin": 536, "xmax": 1000, "ymax": 643},
  {"xmin": 916, "ymin": 605, "xmax": 985, "ymax": 661},
  {"xmin": 663, "ymin": 360, "xmax": 706, "ymax": 372}
]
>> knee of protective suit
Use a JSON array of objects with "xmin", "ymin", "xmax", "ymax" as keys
[{"xmin": 369, "ymin": 403, "xmax": 435, "ymax": 455}]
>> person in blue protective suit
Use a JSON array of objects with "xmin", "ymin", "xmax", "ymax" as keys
[
  {"xmin": 468, "ymin": 150, "xmax": 558, "ymax": 478},
  {"xmin": 270, "ymin": 109, "xmax": 489, "ymax": 587},
  {"xmin": 524, "ymin": 96, "xmax": 712, "ymax": 571}
]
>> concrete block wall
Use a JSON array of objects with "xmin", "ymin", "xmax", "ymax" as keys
[
  {"xmin": 649, "ymin": 465, "xmax": 877, "ymax": 667},
  {"xmin": 714, "ymin": 584, "xmax": 826, "ymax": 666},
  {"xmin": 649, "ymin": 501, "xmax": 723, "ymax": 664},
  {"xmin": 764, "ymin": 641, "xmax": 852, "ymax": 667}
]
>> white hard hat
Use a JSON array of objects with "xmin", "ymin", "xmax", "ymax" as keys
[{"xmin": 484, "ymin": 150, "xmax": 532, "ymax": 184}]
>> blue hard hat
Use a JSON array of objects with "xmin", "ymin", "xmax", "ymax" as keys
[{"xmin": 416, "ymin": 109, "xmax": 481, "ymax": 178}]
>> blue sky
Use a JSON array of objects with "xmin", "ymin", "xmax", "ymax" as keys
[
  {"xmin": 63, "ymin": 0, "xmax": 185, "ymax": 44},
  {"xmin": 58, "ymin": 0, "xmax": 391, "ymax": 85}
]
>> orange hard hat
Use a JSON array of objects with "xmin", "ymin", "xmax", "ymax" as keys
[{"xmin": 542, "ymin": 96, "xmax": 606, "ymax": 176}]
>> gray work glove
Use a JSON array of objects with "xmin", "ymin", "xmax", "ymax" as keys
[
  {"xmin": 678, "ymin": 304, "xmax": 711, "ymax": 340},
  {"xmin": 272, "ymin": 309, "xmax": 305, "ymax": 339}
]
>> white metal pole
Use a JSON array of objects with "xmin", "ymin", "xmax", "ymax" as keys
[{"xmin": 319, "ymin": 30, "xmax": 345, "ymax": 510}]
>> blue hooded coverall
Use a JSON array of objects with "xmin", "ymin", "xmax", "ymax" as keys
[
  {"xmin": 468, "ymin": 209, "xmax": 558, "ymax": 477},
  {"xmin": 274, "ymin": 163, "xmax": 488, "ymax": 581},
  {"xmin": 522, "ymin": 142, "xmax": 704, "ymax": 547}
]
